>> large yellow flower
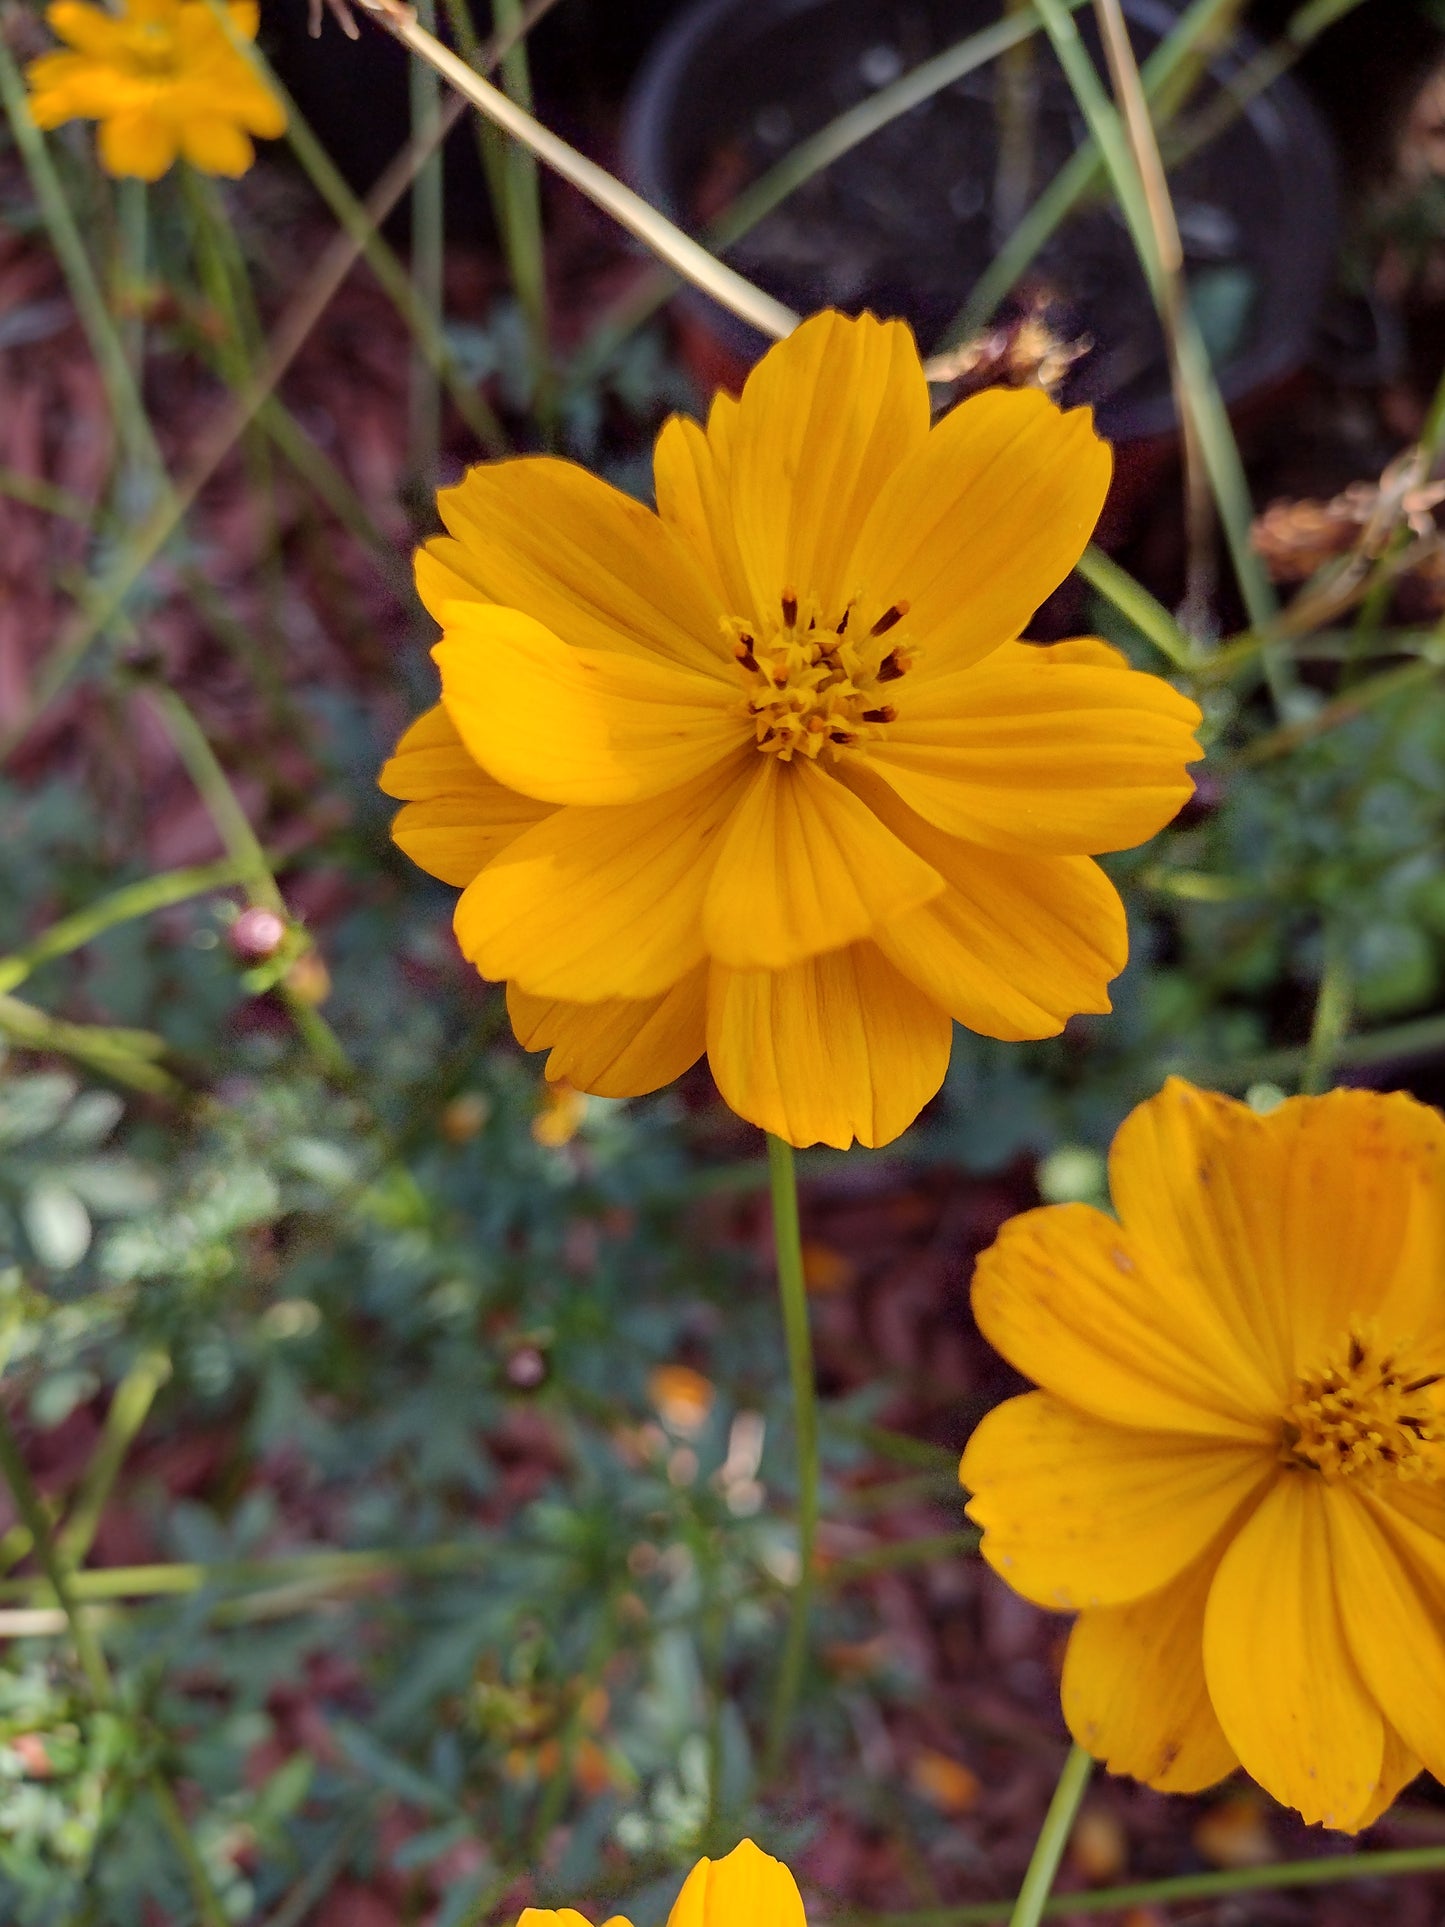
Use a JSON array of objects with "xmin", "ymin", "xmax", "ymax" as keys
[
  {"xmin": 26, "ymin": 0, "xmax": 286, "ymax": 181},
  {"xmin": 521, "ymin": 1840, "xmax": 803, "ymax": 1927},
  {"xmin": 961, "ymin": 1077, "xmax": 1445, "ymax": 1831},
  {"xmin": 381, "ymin": 310, "xmax": 1202, "ymax": 1149}
]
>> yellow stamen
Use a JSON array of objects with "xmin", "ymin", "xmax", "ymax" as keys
[
  {"xmin": 1280, "ymin": 1324, "xmax": 1444, "ymax": 1483},
  {"xmin": 725, "ymin": 589, "xmax": 916, "ymax": 763}
]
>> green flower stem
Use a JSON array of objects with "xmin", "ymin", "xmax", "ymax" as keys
[
  {"xmin": 824, "ymin": 1530, "xmax": 980, "ymax": 1584},
  {"xmin": 571, "ymin": 0, "xmax": 1094, "ymax": 386},
  {"xmin": 1006, "ymin": 1745, "xmax": 1092, "ymax": 1927},
  {"xmin": 198, "ymin": 0, "xmax": 507, "ymax": 457},
  {"xmin": 356, "ymin": 0, "xmax": 798, "ymax": 346},
  {"xmin": 762, "ymin": 1131, "xmax": 819, "ymax": 1781},
  {"xmin": 141, "ymin": 682, "xmax": 356, "ymax": 1084},
  {"xmin": 56, "ymin": 1351, "xmax": 171, "ymax": 1570},
  {"xmin": 844, "ymin": 1843, "xmax": 1445, "ymax": 1924},
  {"xmin": 0, "ymin": 1540, "xmax": 496, "ymax": 1606},
  {"xmin": 1301, "ymin": 929, "xmax": 1352, "ymax": 1097},
  {"xmin": 1031, "ymin": 0, "xmax": 1280, "ymax": 656},
  {"xmin": 1077, "ymin": 543, "xmax": 1200, "ymax": 672},
  {"xmin": 0, "ymin": 856, "xmax": 250, "ymax": 995},
  {"xmin": 0, "ymin": 992, "xmax": 179, "ymax": 1097},
  {"xmin": 0, "ymin": 1407, "xmax": 226, "ymax": 1924}
]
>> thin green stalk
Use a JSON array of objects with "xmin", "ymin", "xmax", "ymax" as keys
[
  {"xmin": 1030, "ymin": 0, "xmax": 1281, "ymax": 654},
  {"xmin": 573, "ymin": 0, "xmax": 1094, "ymax": 385},
  {"xmin": 140, "ymin": 683, "xmax": 356, "ymax": 1082},
  {"xmin": 762, "ymin": 1132, "xmax": 818, "ymax": 1780},
  {"xmin": 408, "ymin": 0, "xmax": 445, "ymax": 487},
  {"xmin": 1006, "ymin": 1744, "xmax": 1092, "ymax": 1927},
  {"xmin": 1301, "ymin": 930, "xmax": 1351, "ymax": 1096},
  {"xmin": 0, "ymin": 29, "xmax": 160, "ymax": 483},
  {"xmin": 199, "ymin": 0, "xmax": 506, "ymax": 455},
  {"xmin": 825, "ymin": 1530, "xmax": 980, "ymax": 1584},
  {"xmin": 445, "ymin": 0, "xmax": 555, "ymax": 435},
  {"xmin": 1188, "ymin": 1007, "xmax": 1445, "ymax": 1091},
  {"xmin": 1352, "ymin": 360, "xmax": 1445, "ymax": 650},
  {"xmin": 844, "ymin": 1843, "xmax": 1445, "ymax": 1924},
  {"xmin": 1077, "ymin": 543, "xmax": 1198, "ymax": 671},
  {"xmin": 0, "ymin": 857, "xmax": 249, "ymax": 995},
  {"xmin": 0, "ymin": 465, "xmax": 89, "ymax": 520},
  {"xmin": 0, "ymin": 1539, "xmax": 494, "ymax": 1606},
  {"xmin": 357, "ymin": 0, "xmax": 798, "ymax": 345},
  {"xmin": 0, "ymin": 992, "xmax": 179, "ymax": 1097},
  {"xmin": 947, "ymin": 0, "xmax": 1351, "ymax": 346},
  {"xmin": 56, "ymin": 1351, "xmax": 170, "ymax": 1569},
  {"xmin": 0, "ymin": 1405, "xmax": 111, "ymax": 1698}
]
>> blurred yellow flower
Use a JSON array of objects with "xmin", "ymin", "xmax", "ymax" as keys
[
  {"xmin": 530, "ymin": 1077, "xmax": 586, "ymax": 1148},
  {"xmin": 961, "ymin": 1077, "xmax": 1445, "ymax": 1831},
  {"xmin": 382, "ymin": 310, "xmax": 1202, "ymax": 1148},
  {"xmin": 26, "ymin": 0, "xmax": 286, "ymax": 181},
  {"xmin": 519, "ymin": 1840, "xmax": 803, "ymax": 1927}
]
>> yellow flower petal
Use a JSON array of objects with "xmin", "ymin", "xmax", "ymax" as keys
[
  {"xmin": 702, "ymin": 760, "xmax": 943, "ymax": 973},
  {"xmin": 178, "ymin": 115, "xmax": 253, "ymax": 176},
  {"xmin": 962, "ymin": 1391, "xmax": 1271, "ymax": 1609},
  {"xmin": 847, "ymin": 764, "xmax": 1126, "ymax": 1038},
  {"xmin": 1062, "ymin": 1550, "xmax": 1239, "ymax": 1794},
  {"xmin": 435, "ymin": 604, "xmax": 748, "ymax": 807},
  {"xmin": 431, "ymin": 455, "xmax": 729, "ymax": 675},
  {"xmin": 653, "ymin": 392, "xmax": 750, "ymax": 613},
  {"xmin": 866, "ymin": 638, "xmax": 1202, "ymax": 854},
  {"xmin": 519, "ymin": 1911, "xmax": 626, "ymax": 1927},
  {"xmin": 848, "ymin": 388, "xmax": 1112, "ymax": 678},
  {"xmin": 1354, "ymin": 1726, "xmax": 1423, "ymax": 1831},
  {"xmin": 506, "ymin": 969, "xmax": 707, "ymax": 1100},
  {"xmin": 1110, "ymin": 1079, "xmax": 1445, "ymax": 1392},
  {"xmin": 44, "ymin": 1, "xmax": 128, "ymax": 56},
  {"xmin": 98, "ymin": 110, "xmax": 178, "ymax": 179},
  {"xmin": 1329, "ymin": 1492, "xmax": 1445, "ymax": 1786},
  {"xmin": 970, "ymin": 1205, "xmax": 1280, "ymax": 1439},
  {"xmin": 455, "ymin": 765, "xmax": 745, "ymax": 1002},
  {"xmin": 726, "ymin": 310, "xmax": 930, "ymax": 621},
  {"xmin": 667, "ymin": 1840, "xmax": 805, "ymax": 1927},
  {"xmin": 706, "ymin": 941, "xmax": 951, "ymax": 1149},
  {"xmin": 380, "ymin": 704, "xmax": 553, "ymax": 886},
  {"xmin": 1203, "ymin": 1475, "xmax": 1384, "ymax": 1830}
]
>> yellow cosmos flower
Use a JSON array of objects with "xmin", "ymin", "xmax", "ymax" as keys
[
  {"xmin": 521, "ymin": 1840, "xmax": 803, "ymax": 1927},
  {"xmin": 960, "ymin": 1077, "xmax": 1445, "ymax": 1831},
  {"xmin": 381, "ymin": 310, "xmax": 1202, "ymax": 1149},
  {"xmin": 26, "ymin": 0, "xmax": 286, "ymax": 181}
]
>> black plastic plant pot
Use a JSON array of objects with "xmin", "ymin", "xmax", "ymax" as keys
[{"xmin": 622, "ymin": 0, "xmax": 1339, "ymax": 445}]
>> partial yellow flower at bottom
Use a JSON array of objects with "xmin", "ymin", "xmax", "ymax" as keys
[
  {"xmin": 381, "ymin": 309, "xmax": 1203, "ymax": 1150},
  {"xmin": 960, "ymin": 1077, "xmax": 1445, "ymax": 1831},
  {"xmin": 26, "ymin": 0, "xmax": 286, "ymax": 180},
  {"xmin": 519, "ymin": 1840, "xmax": 804, "ymax": 1927}
]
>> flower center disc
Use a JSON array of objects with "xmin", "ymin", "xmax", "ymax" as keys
[
  {"xmin": 729, "ymin": 590, "xmax": 913, "ymax": 763},
  {"xmin": 1281, "ymin": 1328, "xmax": 1443, "ymax": 1483}
]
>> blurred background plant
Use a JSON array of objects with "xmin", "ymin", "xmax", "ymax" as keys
[{"xmin": 3, "ymin": 0, "xmax": 1445, "ymax": 1922}]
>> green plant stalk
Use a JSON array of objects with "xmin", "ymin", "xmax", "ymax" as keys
[
  {"xmin": 0, "ymin": 33, "xmax": 162, "ymax": 484},
  {"xmin": 0, "ymin": 464, "xmax": 90, "ymax": 520},
  {"xmin": 115, "ymin": 175, "xmax": 150, "ymax": 474},
  {"xmin": 140, "ymin": 684, "xmax": 356, "ymax": 1082},
  {"xmin": 1301, "ymin": 930, "xmax": 1352, "ymax": 1097},
  {"xmin": 445, "ymin": 0, "xmax": 556, "ymax": 435},
  {"xmin": 825, "ymin": 1530, "xmax": 980, "ymax": 1584},
  {"xmin": 1077, "ymin": 543, "xmax": 1198, "ymax": 670},
  {"xmin": 1237, "ymin": 654, "xmax": 1445, "ymax": 764},
  {"xmin": 0, "ymin": 992, "xmax": 179, "ymax": 1096},
  {"xmin": 356, "ymin": 0, "xmax": 798, "ymax": 344},
  {"xmin": 409, "ymin": 0, "xmax": 446, "ymax": 487},
  {"xmin": 56, "ymin": 1351, "xmax": 171, "ymax": 1570},
  {"xmin": 762, "ymin": 1132, "xmax": 818, "ymax": 1780},
  {"xmin": 844, "ymin": 1844, "xmax": 1445, "ymax": 1924},
  {"xmin": 1030, "ymin": 0, "xmax": 1280, "ymax": 653},
  {"xmin": 1350, "ymin": 359, "xmax": 1445, "ymax": 652},
  {"xmin": 1006, "ymin": 1744, "xmax": 1092, "ymax": 1927},
  {"xmin": 199, "ymin": 0, "xmax": 507, "ymax": 455},
  {"xmin": 0, "ymin": 856, "xmax": 249, "ymax": 994},
  {"xmin": 0, "ymin": 1540, "xmax": 496, "ymax": 1605},
  {"xmin": 572, "ymin": 0, "xmax": 1094, "ymax": 385},
  {"xmin": 948, "ymin": 0, "xmax": 1354, "ymax": 345}
]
